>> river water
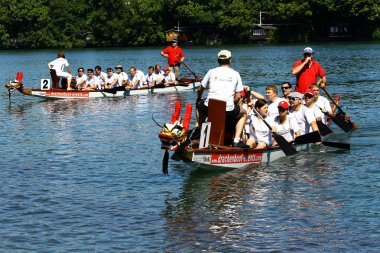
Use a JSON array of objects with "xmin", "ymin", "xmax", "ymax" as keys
[{"xmin": 0, "ymin": 43, "xmax": 379, "ymax": 252}]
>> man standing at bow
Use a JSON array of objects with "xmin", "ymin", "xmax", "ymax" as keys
[
  {"xmin": 160, "ymin": 39, "xmax": 185, "ymax": 79},
  {"xmin": 292, "ymin": 47, "xmax": 327, "ymax": 94}
]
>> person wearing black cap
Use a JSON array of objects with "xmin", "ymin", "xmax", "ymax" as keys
[
  {"xmin": 160, "ymin": 39, "xmax": 184, "ymax": 79},
  {"xmin": 292, "ymin": 47, "xmax": 327, "ymax": 94},
  {"xmin": 196, "ymin": 50, "xmax": 249, "ymax": 148}
]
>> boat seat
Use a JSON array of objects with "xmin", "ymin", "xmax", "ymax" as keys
[
  {"xmin": 50, "ymin": 69, "xmax": 70, "ymax": 90},
  {"xmin": 207, "ymin": 99, "xmax": 236, "ymax": 146}
]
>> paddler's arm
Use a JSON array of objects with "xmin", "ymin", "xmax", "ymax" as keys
[
  {"xmin": 318, "ymin": 76, "xmax": 327, "ymax": 88},
  {"xmin": 196, "ymin": 86, "xmax": 205, "ymax": 103},
  {"xmin": 234, "ymin": 91, "xmax": 242, "ymax": 104},
  {"xmin": 160, "ymin": 50, "xmax": 168, "ymax": 58},
  {"xmin": 67, "ymin": 66, "xmax": 72, "ymax": 75}
]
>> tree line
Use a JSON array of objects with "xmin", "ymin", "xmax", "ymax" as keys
[{"xmin": 1, "ymin": 0, "xmax": 379, "ymax": 49}]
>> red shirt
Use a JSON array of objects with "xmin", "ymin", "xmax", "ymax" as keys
[
  {"xmin": 162, "ymin": 46, "xmax": 184, "ymax": 66},
  {"xmin": 293, "ymin": 59, "xmax": 326, "ymax": 94}
]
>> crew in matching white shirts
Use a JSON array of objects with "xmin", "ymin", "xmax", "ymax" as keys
[
  {"xmin": 269, "ymin": 101, "xmax": 300, "ymax": 142},
  {"xmin": 144, "ymin": 66, "xmax": 157, "ymax": 88},
  {"xmin": 128, "ymin": 67, "xmax": 145, "ymax": 89},
  {"xmin": 94, "ymin": 66, "xmax": 107, "ymax": 90},
  {"xmin": 82, "ymin": 69, "xmax": 100, "ymax": 91},
  {"xmin": 289, "ymin": 91, "xmax": 319, "ymax": 135},
  {"xmin": 309, "ymin": 84, "xmax": 332, "ymax": 123},
  {"xmin": 75, "ymin": 67, "xmax": 87, "ymax": 90},
  {"xmin": 247, "ymin": 99, "xmax": 272, "ymax": 148},
  {"xmin": 115, "ymin": 65, "xmax": 128, "ymax": 87},
  {"xmin": 162, "ymin": 66, "xmax": 176, "ymax": 87},
  {"xmin": 104, "ymin": 68, "xmax": 119, "ymax": 89},
  {"xmin": 265, "ymin": 84, "xmax": 287, "ymax": 119}
]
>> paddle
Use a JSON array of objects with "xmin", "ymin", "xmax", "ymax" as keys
[
  {"xmin": 320, "ymin": 87, "xmax": 357, "ymax": 132},
  {"xmin": 316, "ymin": 120, "xmax": 333, "ymax": 136},
  {"xmin": 181, "ymin": 61, "xmax": 201, "ymax": 82},
  {"xmin": 251, "ymin": 107, "xmax": 297, "ymax": 156},
  {"xmin": 293, "ymin": 131, "xmax": 321, "ymax": 144},
  {"xmin": 293, "ymin": 131, "xmax": 350, "ymax": 149}
]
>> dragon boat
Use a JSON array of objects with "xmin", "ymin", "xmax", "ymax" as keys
[
  {"xmin": 158, "ymin": 99, "xmax": 351, "ymax": 173},
  {"xmin": 5, "ymin": 71, "xmax": 200, "ymax": 99}
]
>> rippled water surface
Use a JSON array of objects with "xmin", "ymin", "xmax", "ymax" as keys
[{"xmin": 0, "ymin": 43, "xmax": 379, "ymax": 252}]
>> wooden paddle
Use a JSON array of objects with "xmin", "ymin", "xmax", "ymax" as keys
[
  {"xmin": 320, "ymin": 86, "xmax": 357, "ymax": 132},
  {"xmin": 251, "ymin": 107, "xmax": 297, "ymax": 156},
  {"xmin": 182, "ymin": 61, "xmax": 201, "ymax": 82}
]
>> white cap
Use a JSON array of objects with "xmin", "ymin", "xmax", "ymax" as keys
[
  {"xmin": 304, "ymin": 47, "xmax": 314, "ymax": 54},
  {"xmin": 217, "ymin": 50, "xmax": 232, "ymax": 59}
]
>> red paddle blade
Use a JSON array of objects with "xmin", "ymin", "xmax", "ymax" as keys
[
  {"xmin": 182, "ymin": 104, "xmax": 192, "ymax": 130},
  {"xmin": 16, "ymin": 72, "xmax": 24, "ymax": 83},
  {"xmin": 171, "ymin": 101, "xmax": 181, "ymax": 123}
]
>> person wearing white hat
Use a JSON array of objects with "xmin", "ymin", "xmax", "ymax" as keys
[
  {"xmin": 196, "ymin": 50, "xmax": 249, "ymax": 148},
  {"xmin": 291, "ymin": 47, "xmax": 327, "ymax": 94}
]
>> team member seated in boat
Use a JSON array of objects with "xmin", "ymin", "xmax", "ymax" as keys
[
  {"xmin": 115, "ymin": 65, "xmax": 128, "ymax": 87},
  {"xmin": 266, "ymin": 84, "xmax": 287, "ymax": 119},
  {"xmin": 288, "ymin": 91, "xmax": 319, "ymax": 135},
  {"xmin": 280, "ymin": 82, "xmax": 292, "ymax": 102},
  {"xmin": 144, "ymin": 66, "xmax": 157, "ymax": 88},
  {"xmin": 304, "ymin": 89, "xmax": 325, "ymax": 124},
  {"xmin": 162, "ymin": 66, "xmax": 176, "ymax": 87},
  {"xmin": 154, "ymin": 64, "xmax": 165, "ymax": 85},
  {"xmin": 104, "ymin": 68, "xmax": 119, "ymax": 89},
  {"xmin": 309, "ymin": 84, "xmax": 332, "ymax": 123},
  {"xmin": 127, "ymin": 67, "xmax": 144, "ymax": 89},
  {"xmin": 246, "ymin": 99, "xmax": 272, "ymax": 149},
  {"xmin": 270, "ymin": 101, "xmax": 301, "ymax": 143},
  {"xmin": 160, "ymin": 39, "xmax": 184, "ymax": 79},
  {"xmin": 292, "ymin": 47, "xmax": 327, "ymax": 94},
  {"xmin": 82, "ymin": 69, "xmax": 100, "ymax": 91},
  {"xmin": 196, "ymin": 49, "xmax": 249, "ymax": 148},
  {"xmin": 94, "ymin": 66, "xmax": 107, "ymax": 90},
  {"xmin": 75, "ymin": 67, "xmax": 87, "ymax": 90},
  {"xmin": 48, "ymin": 51, "xmax": 73, "ymax": 90}
]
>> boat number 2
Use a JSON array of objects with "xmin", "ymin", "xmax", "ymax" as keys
[
  {"xmin": 199, "ymin": 122, "xmax": 211, "ymax": 149},
  {"xmin": 40, "ymin": 79, "xmax": 51, "ymax": 90}
]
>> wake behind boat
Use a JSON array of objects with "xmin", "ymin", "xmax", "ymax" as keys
[{"xmin": 5, "ymin": 72, "xmax": 200, "ymax": 99}]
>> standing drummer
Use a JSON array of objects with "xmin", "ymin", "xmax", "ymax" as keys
[{"xmin": 292, "ymin": 47, "xmax": 327, "ymax": 94}]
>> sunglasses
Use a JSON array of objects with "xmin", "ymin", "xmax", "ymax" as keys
[
  {"xmin": 281, "ymin": 86, "xmax": 291, "ymax": 90},
  {"xmin": 289, "ymin": 97, "xmax": 299, "ymax": 101},
  {"xmin": 304, "ymin": 94, "xmax": 314, "ymax": 99},
  {"xmin": 278, "ymin": 107, "xmax": 288, "ymax": 112}
]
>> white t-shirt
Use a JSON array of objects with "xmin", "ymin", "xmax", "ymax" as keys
[
  {"xmin": 86, "ymin": 76, "xmax": 100, "ymax": 88},
  {"xmin": 117, "ymin": 72, "xmax": 128, "ymax": 86},
  {"xmin": 289, "ymin": 105, "xmax": 316, "ymax": 135},
  {"xmin": 202, "ymin": 66, "xmax": 243, "ymax": 111},
  {"xmin": 267, "ymin": 97, "xmax": 287, "ymax": 119},
  {"xmin": 315, "ymin": 96, "xmax": 332, "ymax": 123},
  {"xmin": 129, "ymin": 70, "xmax": 145, "ymax": 89},
  {"xmin": 249, "ymin": 115, "xmax": 272, "ymax": 146},
  {"xmin": 105, "ymin": 73, "xmax": 119, "ymax": 87},
  {"xmin": 49, "ymin": 57, "xmax": 69, "ymax": 73},
  {"xmin": 270, "ymin": 115, "xmax": 300, "ymax": 142},
  {"xmin": 163, "ymin": 72, "xmax": 176, "ymax": 84},
  {"xmin": 76, "ymin": 74, "xmax": 88, "ymax": 85},
  {"xmin": 95, "ymin": 72, "xmax": 107, "ymax": 88},
  {"xmin": 144, "ymin": 73, "xmax": 158, "ymax": 85}
]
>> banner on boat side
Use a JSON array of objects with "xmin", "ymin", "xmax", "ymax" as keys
[
  {"xmin": 193, "ymin": 152, "xmax": 263, "ymax": 165},
  {"xmin": 210, "ymin": 152, "xmax": 262, "ymax": 164},
  {"xmin": 45, "ymin": 91, "xmax": 89, "ymax": 98}
]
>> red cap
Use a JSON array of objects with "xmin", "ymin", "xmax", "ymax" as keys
[
  {"xmin": 305, "ymin": 89, "xmax": 315, "ymax": 96},
  {"xmin": 278, "ymin": 101, "xmax": 289, "ymax": 109},
  {"xmin": 164, "ymin": 66, "xmax": 170, "ymax": 71}
]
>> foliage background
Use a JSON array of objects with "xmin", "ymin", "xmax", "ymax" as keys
[{"xmin": 1, "ymin": 0, "xmax": 379, "ymax": 49}]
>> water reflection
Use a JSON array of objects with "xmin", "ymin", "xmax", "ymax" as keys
[{"xmin": 162, "ymin": 153, "xmax": 349, "ymax": 251}]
